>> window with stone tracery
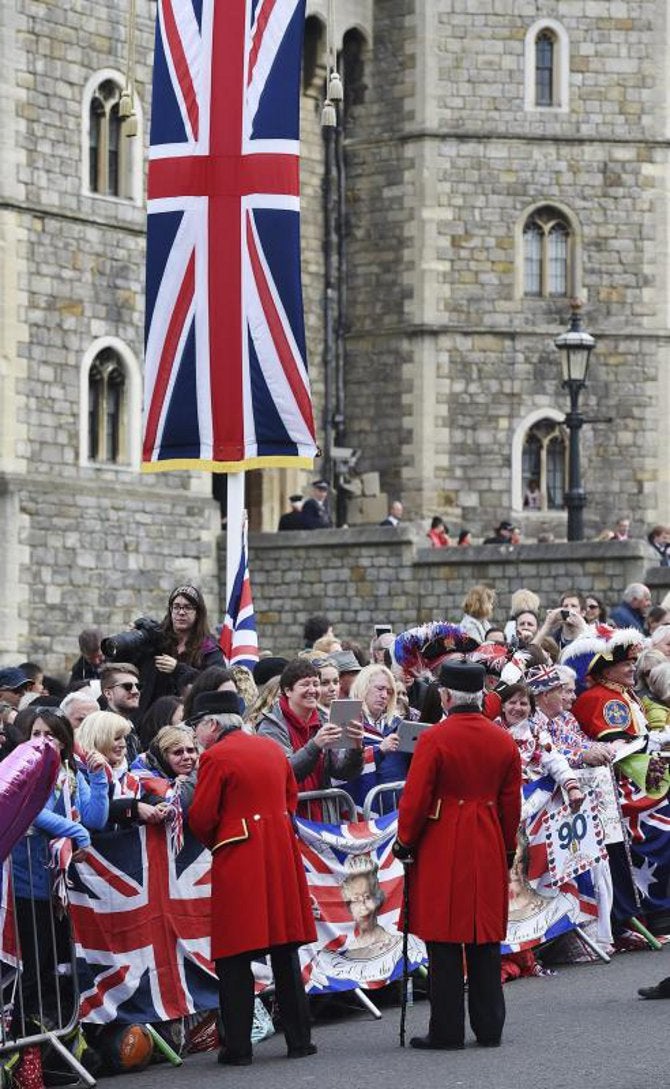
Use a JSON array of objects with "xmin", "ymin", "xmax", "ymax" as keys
[
  {"xmin": 83, "ymin": 72, "xmax": 142, "ymax": 202},
  {"xmin": 88, "ymin": 348, "xmax": 127, "ymax": 464},
  {"xmin": 521, "ymin": 419, "xmax": 567, "ymax": 511},
  {"xmin": 523, "ymin": 207, "xmax": 572, "ymax": 298}
]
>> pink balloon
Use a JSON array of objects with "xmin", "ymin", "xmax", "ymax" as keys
[{"xmin": 0, "ymin": 738, "xmax": 61, "ymax": 863}]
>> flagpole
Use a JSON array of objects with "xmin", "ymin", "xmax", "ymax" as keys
[{"xmin": 226, "ymin": 471, "xmax": 246, "ymax": 609}]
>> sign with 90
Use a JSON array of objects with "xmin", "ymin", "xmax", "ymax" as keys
[{"xmin": 544, "ymin": 793, "xmax": 608, "ymax": 888}]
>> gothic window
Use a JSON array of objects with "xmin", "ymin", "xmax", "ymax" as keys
[
  {"xmin": 84, "ymin": 73, "xmax": 141, "ymax": 202},
  {"xmin": 522, "ymin": 419, "xmax": 567, "ymax": 511},
  {"xmin": 523, "ymin": 207, "xmax": 572, "ymax": 297},
  {"xmin": 524, "ymin": 20, "xmax": 569, "ymax": 112},
  {"xmin": 87, "ymin": 348, "xmax": 126, "ymax": 464}
]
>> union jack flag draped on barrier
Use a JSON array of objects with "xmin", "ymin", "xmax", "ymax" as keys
[
  {"xmin": 143, "ymin": 0, "xmax": 318, "ymax": 472},
  {"xmin": 219, "ymin": 516, "xmax": 259, "ymax": 668},
  {"xmin": 68, "ymin": 827, "xmax": 218, "ymax": 1024}
]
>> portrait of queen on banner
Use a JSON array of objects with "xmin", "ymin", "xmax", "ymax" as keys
[{"xmin": 295, "ymin": 813, "xmax": 426, "ymax": 992}]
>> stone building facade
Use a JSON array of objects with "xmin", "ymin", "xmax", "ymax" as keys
[{"xmin": 1, "ymin": 1, "xmax": 669, "ymax": 669}]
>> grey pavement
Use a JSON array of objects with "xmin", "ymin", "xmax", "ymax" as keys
[{"xmin": 111, "ymin": 946, "xmax": 670, "ymax": 1089}]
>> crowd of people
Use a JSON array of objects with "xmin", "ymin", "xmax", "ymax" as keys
[{"xmin": 3, "ymin": 574, "xmax": 670, "ymax": 1078}]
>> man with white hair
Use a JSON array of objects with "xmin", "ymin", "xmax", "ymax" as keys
[
  {"xmin": 609, "ymin": 583, "xmax": 652, "ymax": 633},
  {"xmin": 60, "ymin": 688, "xmax": 100, "ymax": 730}
]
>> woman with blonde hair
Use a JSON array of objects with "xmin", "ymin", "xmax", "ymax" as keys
[
  {"xmin": 347, "ymin": 664, "xmax": 408, "ymax": 807},
  {"xmin": 459, "ymin": 584, "xmax": 496, "ymax": 643},
  {"xmin": 244, "ymin": 676, "xmax": 281, "ymax": 730},
  {"xmin": 78, "ymin": 710, "xmax": 170, "ymax": 827}
]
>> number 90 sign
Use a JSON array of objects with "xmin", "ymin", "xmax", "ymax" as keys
[
  {"xmin": 557, "ymin": 812, "xmax": 588, "ymax": 852},
  {"xmin": 545, "ymin": 798, "xmax": 606, "ymax": 887}
]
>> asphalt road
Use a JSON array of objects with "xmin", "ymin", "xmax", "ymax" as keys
[{"xmin": 111, "ymin": 946, "xmax": 670, "ymax": 1089}]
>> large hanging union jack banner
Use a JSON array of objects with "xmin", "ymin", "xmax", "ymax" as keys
[{"xmin": 143, "ymin": 0, "xmax": 318, "ymax": 472}]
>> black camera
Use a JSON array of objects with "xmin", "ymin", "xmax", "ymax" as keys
[
  {"xmin": 101, "ymin": 617, "xmax": 164, "ymax": 661},
  {"xmin": 560, "ymin": 609, "xmax": 570, "ymax": 621}
]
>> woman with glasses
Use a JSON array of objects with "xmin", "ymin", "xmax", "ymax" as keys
[
  {"xmin": 110, "ymin": 585, "xmax": 225, "ymax": 717},
  {"xmin": 131, "ymin": 725, "xmax": 199, "ymax": 832},
  {"xmin": 583, "ymin": 594, "xmax": 608, "ymax": 627}
]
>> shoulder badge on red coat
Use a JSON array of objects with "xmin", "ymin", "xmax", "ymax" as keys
[{"xmin": 602, "ymin": 699, "xmax": 631, "ymax": 729}]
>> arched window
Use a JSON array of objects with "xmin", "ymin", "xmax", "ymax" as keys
[
  {"xmin": 523, "ymin": 206, "xmax": 572, "ymax": 298},
  {"xmin": 535, "ymin": 31, "xmax": 555, "ymax": 107},
  {"xmin": 82, "ymin": 71, "xmax": 142, "ymax": 203},
  {"xmin": 524, "ymin": 20, "xmax": 569, "ymax": 112},
  {"xmin": 522, "ymin": 418, "xmax": 567, "ymax": 511},
  {"xmin": 80, "ymin": 337, "xmax": 142, "ymax": 469},
  {"xmin": 88, "ymin": 348, "xmax": 126, "ymax": 464}
]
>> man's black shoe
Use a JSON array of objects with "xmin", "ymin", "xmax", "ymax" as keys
[
  {"xmin": 409, "ymin": 1035, "xmax": 464, "ymax": 1051},
  {"xmin": 638, "ymin": 985, "xmax": 670, "ymax": 1000},
  {"xmin": 217, "ymin": 1047, "xmax": 252, "ymax": 1066},
  {"xmin": 287, "ymin": 1043, "xmax": 318, "ymax": 1058},
  {"xmin": 477, "ymin": 1039, "xmax": 501, "ymax": 1048}
]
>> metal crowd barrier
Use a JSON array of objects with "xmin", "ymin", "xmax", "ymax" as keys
[
  {"xmin": 362, "ymin": 781, "xmax": 405, "ymax": 819},
  {"xmin": 0, "ymin": 830, "xmax": 96, "ymax": 1086},
  {"xmin": 296, "ymin": 788, "xmax": 382, "ymax": 1020},
  {"xmin": 297, "ymin": 787, "xmax": 358, "ymax": 824}
]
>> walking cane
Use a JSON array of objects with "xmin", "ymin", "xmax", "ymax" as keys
[{"xmin": 399, "ymin": 860, "xmax": 412, "ymax": 1048}]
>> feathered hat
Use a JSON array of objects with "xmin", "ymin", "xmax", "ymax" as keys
[
  {"xmin": 560, "ymin": 634, "xmax": 608, "ymax": 694},
  {"xmin": 393, "ymin": 622, "xmax": 480, "ymax": 677},
  {"xmin": 586, "ymin": 627, "xmax": 646, "ymax": 678},
  {"xmin": 468, "ymin": 641, "xmax": 510, "ymax": 676}
]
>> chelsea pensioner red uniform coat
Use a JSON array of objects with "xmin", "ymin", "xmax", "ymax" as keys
[
  {"xmin": 188, "ymin": 730, "xmax": 317, "ymax": 960},
  {"xmin": 397, "ymin": 710, "xmax": 522, "ymax": 944}
]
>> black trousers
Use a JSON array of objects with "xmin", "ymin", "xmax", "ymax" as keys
[
  {"xmin": 427, "ymin": 941, "xmax": 505, "ymax": 1046},
  {"xmin": 215, "ymin": 945, "xmax": 311, "ymax": 1059}
]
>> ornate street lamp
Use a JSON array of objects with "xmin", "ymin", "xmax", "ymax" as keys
[{"xmin": 554, "ymin": 300, "xmax": 596, "ymax": 541}]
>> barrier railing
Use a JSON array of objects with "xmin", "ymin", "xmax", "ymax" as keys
[
  {"xmin": 297, "ymin": 788, "xmax": 358, "ymax": 824},
  {"xmin": 0, "ymin": 831, "xmax": 96, "ymax": 1086},
  {"xmin": 362, "ymin": 781, "xmax": 405, "ymax": 819}
]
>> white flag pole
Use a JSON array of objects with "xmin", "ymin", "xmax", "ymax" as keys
[{"xmin": 226, "ymin": 471, "xmax": 246, "ymax": 609}]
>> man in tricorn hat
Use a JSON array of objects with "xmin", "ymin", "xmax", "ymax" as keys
[{"xmin": 393, "ymin": 661, "xmax": 521, "ymax": 1050}]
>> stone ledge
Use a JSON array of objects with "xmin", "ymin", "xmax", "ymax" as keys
[
  {"xmin": 415, "ymin": 540, "xmax": 649, "ymax": 565},
  {"xmin": 249, "ymin": 525, "xmax": 417, "ymax": 549}
]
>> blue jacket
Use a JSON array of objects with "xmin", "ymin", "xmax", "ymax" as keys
[
  {"xmin": 12, "ymin": 767, "xmax": 109, "ymax": 900},
  {"xmin": 609, "ymin": 601, "xmax": 646, "ymax": 633}
]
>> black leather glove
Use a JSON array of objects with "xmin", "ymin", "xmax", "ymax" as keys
[{"xmin": 392, "ymin": 838, "xmax": 413, "ymax": 862}]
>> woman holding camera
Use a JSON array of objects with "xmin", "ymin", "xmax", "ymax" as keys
[{"xmin": 105, "ymin": 585, "xmax": 225, "ymax": 715}]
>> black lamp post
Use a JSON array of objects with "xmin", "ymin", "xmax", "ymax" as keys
[{"xmin": 554, "ymin": 300, "xmax": 596, "ymax": 542}]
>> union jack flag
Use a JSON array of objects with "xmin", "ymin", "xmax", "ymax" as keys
[
  {"xmin": 68, "ymin": 825, "xmax": 218, "ymax": 1024},
  {"xmin": 143, "ymin": 0, "xmax": 318, "ymax": 472},
  {"xmin": 219, "ymin": 516, "xmax": 259, "ymax": 668}
]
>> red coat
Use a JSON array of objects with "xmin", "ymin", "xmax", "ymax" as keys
[
  {"xmin": 397, "ymin": 710, "xmax": 521, "ymax": 944},
  {"xmin": 188, "ymin": 730, "xmax": 317, "ymax": 960},
  {"xmin": 572, "ymin": 682, "xmax": 643, "ymax": 741}
]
